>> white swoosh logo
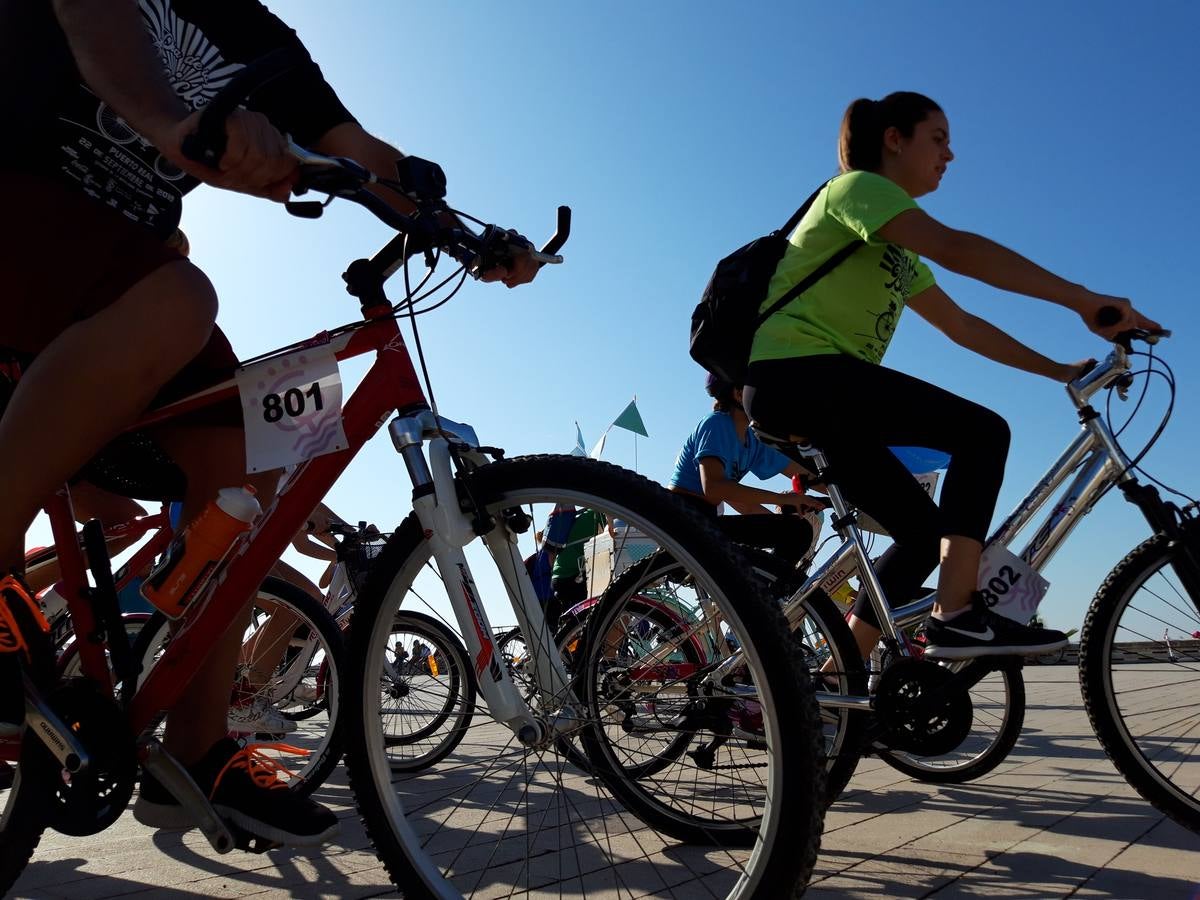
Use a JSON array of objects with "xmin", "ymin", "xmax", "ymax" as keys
[{"xmin": 945, "ymin": 624, "xmax": 994, "ymax": 641}]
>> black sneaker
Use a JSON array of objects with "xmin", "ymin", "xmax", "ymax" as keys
[
  {"xmin": 134, "ymin": 738, "xmax": 338, "ymax": 846},
  {"xmin": 923, "ymin": 596, "xmax": 1068, "ymax": 660}
]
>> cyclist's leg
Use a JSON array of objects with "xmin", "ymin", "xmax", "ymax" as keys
[
  {"xmin": 714, "ymin": 512, "xmax": 815, "ymax": 569},
  {"xmin": 136, "ymin": 424, "xmax": 337, "ymax": 843},
  {"xmin": 746, "ymin": 355, "xmax": 994, "ymax": 648},
  {"xmin": 0, "ymin": 259, "xmax": 216, "ymax": 570},
  {"xmin": 238, "ymin": 560, "xmax": 322, "ymax": 688},
  {"xmin": 149, "ymin": 424, "xmax": 282, "ymax": 761}
]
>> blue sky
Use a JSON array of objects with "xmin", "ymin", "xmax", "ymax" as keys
[{"xmin": 33, "ymin": 1, "xmax": 1200, "ymax": 632}]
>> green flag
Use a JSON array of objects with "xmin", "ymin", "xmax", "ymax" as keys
[{"xmin": 612, "ymin": 399, "xmax": 648, "ymax": 437}]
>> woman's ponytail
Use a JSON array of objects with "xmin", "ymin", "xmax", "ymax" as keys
[{"xmin": 838, "ymin": 92, "xmax": 942, "ymax": 173}]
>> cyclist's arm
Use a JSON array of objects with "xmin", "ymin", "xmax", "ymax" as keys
[
  {"xmin": 289, "ymin": 501, "xmax": 343, "ymax": 561},
  {"xmin": 874, "ymin": 208, "xmax": 1160, "ymax": 338},
  {"xmin": 52, "ymin": 0, "xmax": 190, "ymax": 146},
  {"xmin": 316, "ymin": 123, "xmax": 420, "ymax": 216},
  {"xmin": 52, "ymin": 0, "xmax": 295, "ymax": 198},
  {"xmin": 907, "ymin": 285, "xmax": 1087, "ymax": 383},
  {"xmin": 698, "ymin": 458, "xmax": 821, "ymax": 515}
]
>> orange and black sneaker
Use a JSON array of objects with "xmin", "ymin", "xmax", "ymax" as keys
[
  {"xmin": 1, "ymin": 574, "xmax": 53, "ymax": 725},
  {"xmin": 134, "ymin": 738, "xmax": 337, "ymax": 845}
]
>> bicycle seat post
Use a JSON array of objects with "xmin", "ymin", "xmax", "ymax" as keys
[{"xmin": 801, "ymin": 442, "xmax": 911, "ymax": 654}]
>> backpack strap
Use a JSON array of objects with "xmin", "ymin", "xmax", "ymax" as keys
[
  {"xmin": 751, "ymin": 177, "xmax": 865, "ymax": 329},
  {"xmin": 753, "ymin": 238, "xmax": 863, "ymax": 329},
  {"xmin": 776, "ymin": 182, "xmax": 827, "ymax": 237}
]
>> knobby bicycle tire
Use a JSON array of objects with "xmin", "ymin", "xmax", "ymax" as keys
[
  {"xmin": 740, "ymin": 551, "xmax": 869, "ymax": 805},
  {"xmin": 0, "ymin": 714, "xmax": 53, "ymax": 898},
  {"xmin": 343, "ymin": 454, "xmax": 825, "ymax": 899},
  {"xmin": 1080, "ymin": 529, "xmax": 1200, "ymax": 833}
]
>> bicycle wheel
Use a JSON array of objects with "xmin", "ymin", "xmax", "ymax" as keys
[
  {"xmin": 344, "ymin": 454, "xmax": 823, "ymax": 899},
  {"xmin": 129, "ymin": 577, "xmax": 345, "ymax": 797},
  {"xmin": 739, "ymin": 552, "xmax": 868, "ymax": 804},
  {"xmin": 1081, "ymin": 527, "xmax": 1200, "ymax": 832},
  {"xmin": 380, "ymin": 611, "xmax": 476, "ymax": 773},
  {"xmin": 0, "ymin": 730, "xmax": 49, "ymax": 897},
  {"xmin": 877, "ymin": 660, "xmax": 1025, "ymax": 784},
  {"xmin": 588, "ymin": 550, "xmax": 797, "ymax": 784},
  {"xmin": 1, "ymin": 595, "xmax": 57, "ymax": 895},
  {"xmin": 496, "ymin": 619, "xmax": 609, "ymax": 773},
  {"xmin": 57, "ymin": 613, "xmax": 151, "ymax": 679}
]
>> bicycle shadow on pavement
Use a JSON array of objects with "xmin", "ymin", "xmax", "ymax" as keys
[{"xmin": 830, "ymin": 779, "xmax": 1194, "ymax": 853}]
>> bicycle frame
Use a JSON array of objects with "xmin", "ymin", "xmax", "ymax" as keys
[{"xmin": 3, "ymin": 308, "xmax": 568, "ymax": 772}]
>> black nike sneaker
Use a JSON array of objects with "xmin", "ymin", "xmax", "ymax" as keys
[{"xmin": 923, "ymin": 594, "xmax": 1068, "ymax": 660}]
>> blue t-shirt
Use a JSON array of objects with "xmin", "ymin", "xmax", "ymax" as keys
[{"xmin": 670, "ymin": 412, "xmax": 791, "ymax": 495}]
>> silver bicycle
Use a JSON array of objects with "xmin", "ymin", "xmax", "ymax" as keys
[{"xmin": 756, "ymin": 325, "xmax": 1199, "ymax": 832}]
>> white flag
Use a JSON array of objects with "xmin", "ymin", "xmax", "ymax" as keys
[{"xmin": 590, "ymin": 428, "xmax": 609, "ymax": 459}]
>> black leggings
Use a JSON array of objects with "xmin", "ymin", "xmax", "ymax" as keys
[
  {"xmin": 744, "ymin": 354, "xmax": 1010, "ymax": 626},
  {"xmin": 675, "ymin": 492, "xmax": 815, "ymax": 570}
]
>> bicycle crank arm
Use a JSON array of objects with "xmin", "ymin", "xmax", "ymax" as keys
[
  {"xmin": 23, "ymin": 672, "xmax": 89, "ymax": 773},
  {"xmin": 142, "ymin": 740, "xmax": 235, "ymax": 854}
]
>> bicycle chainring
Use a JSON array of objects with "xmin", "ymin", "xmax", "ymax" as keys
[
  {"xmin": 30, "ymin": 679, "xmax": 137, "ymax": 836},
  {"xmin": 873, "ymin": 658, "xmax": 972, "ymax": 756}
]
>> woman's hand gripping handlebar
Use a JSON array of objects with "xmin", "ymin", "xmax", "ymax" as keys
[{"xmin": 1068, "ymin": 305, "xmax": 1172, "ymax": 405}]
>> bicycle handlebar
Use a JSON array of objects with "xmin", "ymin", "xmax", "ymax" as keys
[
  {"xmin": 1094, "ymin": 305, "xmax": 1170, "ymax": 350},
  {"xmin": 180, "ymin": 52, "xmax": 569, "ymax": 283},
  {"xmin": 180, "ymin": 49, "xmax": 306, "ymax": 167}
]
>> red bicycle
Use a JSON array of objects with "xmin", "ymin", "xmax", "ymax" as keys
[{"xmin": 0, "ymin": 55, "xmax": 822, "ymax": 900}]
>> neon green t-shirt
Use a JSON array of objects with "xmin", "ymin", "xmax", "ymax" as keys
[{"xmin": 749, "ymin": 170, "xmax": 936, "ymax": 366}]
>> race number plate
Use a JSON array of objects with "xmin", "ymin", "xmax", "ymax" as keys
[
  {"xmin": 236, "ymin": 343, "xmax": 347, "ymax": 473},
  {"xmin": 977, "ymin": 545, "xmax": 1049, "ymax": 624}
]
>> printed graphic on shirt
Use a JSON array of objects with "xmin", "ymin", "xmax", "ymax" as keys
[
  {"xmin": 52, "ymin": 0, "xmax": 243, "ymax": 234},
  {"xmin": 854, "ymin": 244, "xmax": 921, "ymax": 363}
]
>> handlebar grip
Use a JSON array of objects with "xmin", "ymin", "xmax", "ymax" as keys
[
  {"xmin": 1095, "ymin": 305, "xmax": 1123, "ymax": 328},
  {"xmin": 180, "ymin": 48, "xmax": 305, "ymax": 167},
  {"xmin": 540, "ymin": 206, "xmax": 571, "ymax": 255}
]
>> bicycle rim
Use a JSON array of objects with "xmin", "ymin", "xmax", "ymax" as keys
[
  {"xmin": 129, "ymin": 579, "xmax": 344, "ymax": 795},
  {"xmin": 345, "ymin": 455, "xmax": 822, "ymax": 899},
  {"xmin": 380, "ymin": 611, "xmax": 475, "ymax": 773}
]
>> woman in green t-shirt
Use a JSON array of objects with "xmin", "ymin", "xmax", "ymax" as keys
[{"xmin": 741, "ymin": 91, "xmax": 1162, "ymax": 662}]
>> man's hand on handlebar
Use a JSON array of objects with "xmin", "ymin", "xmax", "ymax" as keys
[
  {"xmin": 475, "ymin": 230, "xmax": 541, "ymax": 288},
  {"xmin": 1077, "ymin": 293, "xmax": 1164, "ymax": 342},
  {"xmin": 168, "ymin": 108, "xmax": 297, "ymax": 201}
]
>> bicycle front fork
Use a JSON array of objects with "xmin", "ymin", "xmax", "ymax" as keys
[{"xmin": 389, "ymin": 411, "xmax": 575, "ymax": 746}]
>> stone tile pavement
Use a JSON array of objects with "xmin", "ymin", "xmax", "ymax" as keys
[{"xmin": 8, "ymin": 667, "xmax": 1197, "ymax": 898}]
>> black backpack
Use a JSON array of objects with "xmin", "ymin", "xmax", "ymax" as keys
[{"xmin": 689, "ymin": 182, "xmax": 863, "ymax": 384}]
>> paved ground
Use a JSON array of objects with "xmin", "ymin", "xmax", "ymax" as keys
[{"xmin": 8, "ymin": 667, "xmax": 1197, "ymax": 899}]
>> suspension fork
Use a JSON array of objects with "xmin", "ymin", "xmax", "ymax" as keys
[
  {"xmin": 389, "ymin": 414, "xmax": 571, "ymax": 743},
  {"xmin": 1121, "ymin": 481, "xmax": 1200, "ymax": 614}
]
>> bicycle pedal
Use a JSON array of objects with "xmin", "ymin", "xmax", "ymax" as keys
[{"xmin": 228, "ymin": 821, "xmax": 283, "ymax": 854}]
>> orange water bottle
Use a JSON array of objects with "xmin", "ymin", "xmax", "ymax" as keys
[{"xmin": 141, "ymin": 486, "xmax": 261, "ymax": 619}]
